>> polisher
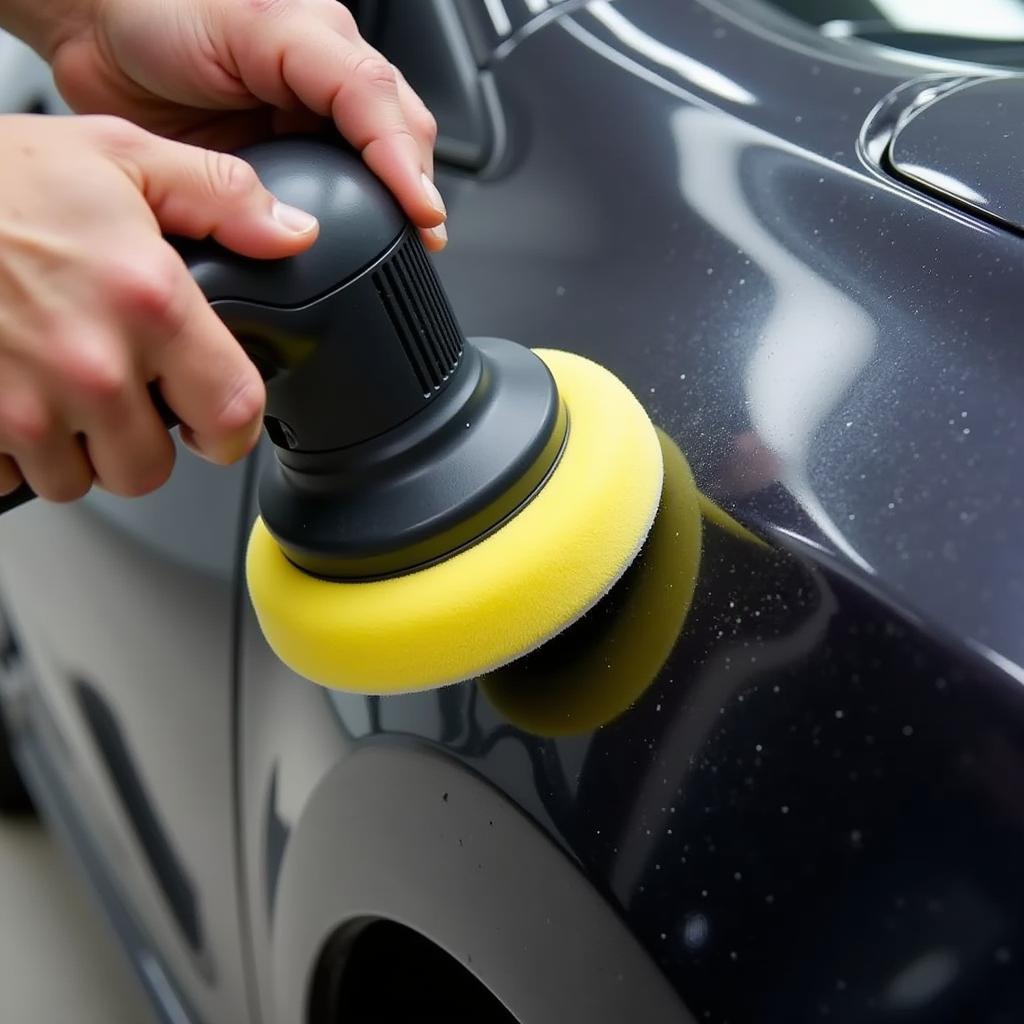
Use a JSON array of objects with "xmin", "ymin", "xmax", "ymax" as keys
[{"xmin": 0, "ymin": 138, "xmax": 664, "ymax": 694}]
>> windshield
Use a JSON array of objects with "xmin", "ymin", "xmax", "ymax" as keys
[{"xmin": 766, "ymin": 0, "xmax": 1024, "ymax": 67}]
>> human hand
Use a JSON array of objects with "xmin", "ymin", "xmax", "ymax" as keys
[
  {"xmin": 0, "ymin": 113, "xmax": 319, "ymax": 500},
  {"xmin": 47, "ymin": 0, "xmax": 447, "ymax": 250}
]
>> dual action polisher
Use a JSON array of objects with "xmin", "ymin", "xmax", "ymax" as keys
[{"xmin": 1, "ymin": 139, "xmax": 666, "ymax": 694}]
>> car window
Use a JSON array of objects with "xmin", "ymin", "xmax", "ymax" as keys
[{"xmin": 763, "ymin": 0, "xmax": 1024, "ymax": 68}]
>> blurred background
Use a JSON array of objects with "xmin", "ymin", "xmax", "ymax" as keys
[{"xmin": 0, "ymin": 816, "xmax": 153, "ymax": 1022}]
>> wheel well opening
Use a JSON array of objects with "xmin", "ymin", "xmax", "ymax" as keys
[{"xmin": 308, "ymin": 918, "xmax": 518, "ymax": 1023}]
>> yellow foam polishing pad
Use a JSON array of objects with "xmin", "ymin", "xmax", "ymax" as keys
[{"xmin": 245, "ymin": 349, "xmax": 664, "ymax": 693}]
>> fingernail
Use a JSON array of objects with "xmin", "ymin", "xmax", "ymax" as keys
[
  {"xmin": 421, "ymin": 173, "xmax": 447, "ymax": 218},
  {"xmin": 272, "ymin": 201, "xmax": 319, "ymax": 235},
  {"xmin": 211, "ymin": 425, "xmax": 262, "ymax": 466},
  {"xmin": 427, "ymin": 222, "xmax": 448, "ymax": 248},
  {"xmin": 183, "ymin": 425, "xmax": 259, "ymax": 467}
]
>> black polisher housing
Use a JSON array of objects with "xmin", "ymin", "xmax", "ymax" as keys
[{"xmin": 176, "ymin": 138, "xmax": 567, "ymax": 580}]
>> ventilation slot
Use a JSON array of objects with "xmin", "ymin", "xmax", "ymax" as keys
[{"xmin": 373, "ymin": 233, "xmax": 463, "ymax": 397}]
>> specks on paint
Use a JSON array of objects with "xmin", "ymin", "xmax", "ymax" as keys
[{"xmin": 902, "ymin": 725, "xmax": 914, "ymax": 737}]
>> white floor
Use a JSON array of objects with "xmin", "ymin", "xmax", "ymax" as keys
[{"xmin": 0, "ymin": 817, "xmax": 155, "ymax": 1023}]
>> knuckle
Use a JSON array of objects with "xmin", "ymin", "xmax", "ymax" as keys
[
  {"xmin": 204, "ymin": 151, "xmax": 260, "ymax": 202},
  {"xmin": 350, "ymin": 55, "xmax": 398, "ymax": 92},
  {"xmin": 0, "ymin": 402, "xmax": 52, "ymax": 448},
  {"xmin": 104, "ymin": 249, "xmax": 184, "ymax": 327},
  {"xmin": 81, "ymin": 114, "xmax": 140, "ymax": 153},
  {"xmin": 334, "ymin": 5, "xmax": 357, "ymax": 32},
  {"xmin": 244, "ymin": 0, "xmax": 290, "ymax": 14},
  {"xmin": 58, "ymin": 345, "xmax": 128, "ymax": 403},
  {"xmin": 414, "ymin": 107, "xmax": 438, "ymax": 143}
]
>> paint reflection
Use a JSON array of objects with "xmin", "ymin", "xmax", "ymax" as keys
[{"xmin": 481, "ymin": 430, "xmax": 764, "ymax": 737}]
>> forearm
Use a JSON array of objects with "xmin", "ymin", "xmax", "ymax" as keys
[{"xmin": 0, "ymin": 0, "xmax": 93, "ymax": 59}]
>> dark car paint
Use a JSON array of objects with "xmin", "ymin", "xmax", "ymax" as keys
[
  {"xmin": 887, "ymin": 75, "xmax": 1024, "ymax": 236},
  {"xmin": 1, "ymin": 2, "xmax": 1023, "ymax": 1022}
]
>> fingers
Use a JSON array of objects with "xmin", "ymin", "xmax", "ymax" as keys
[
  {"xmin": 0, "ymin": 114, "xmax": 275, "ymax": 508},
  {"xmin": 0, "ymin": 257, "xmax": 258, "ymax": 500},
  {"xmin": 394, "ymin": 67, "xmax": 437, "ymax": 178},
  {"xmin": 228, "ymin": 12, "xmax": 446, "ymax": 239},
  {"xmin": 390, "ymin": 67, "xmax": 448, "ymax": 252},
  {"xmin": 102, "ymin": 122, "xmax": 320, "ymax": 258},
  {"xmin": 147, "ymin": 273, "xmax": 265, "ymax": 466},
  {"xmin": 0, "ymin": 456, "xmax": 23, "ymax": 497},
  {"xmin": 13, "ymin": 432, "xmax": 94, "ymax": 503},
  {"xmin": 0, "ymin": 389, "xmax": 93, "ymax": 502},
  {"xmin": 77, "ymin": 385, "xmax": 177, "ymax": 497},
  {"xmin": 311, "ymin": 0, "xmax": 439, "ymax": 179}
]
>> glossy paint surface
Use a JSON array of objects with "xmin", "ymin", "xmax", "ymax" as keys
[
  {"xmin": 3, "ymin": 3, "xmax": 1024, "ymax": 1023},
  {"xmin": 244, "ymin": 3, "xmax": 1024, "ymax": 1020},
  {"xmin": 889, "ymin": 75, "xmax": 1024, "ymax": 233}
]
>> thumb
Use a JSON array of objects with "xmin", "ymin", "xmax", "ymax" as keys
[{"xmin": 117, "ymin": 132, "xmax": 319, "ymax": 258}]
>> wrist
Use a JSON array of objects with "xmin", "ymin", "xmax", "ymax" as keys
[{"xmin": 0, "ymin": 0, "xmax": 99, "ymax": 60}]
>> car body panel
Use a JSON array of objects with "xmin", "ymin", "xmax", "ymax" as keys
[{"xmin": 0, "ymin": 445, "xmax": 254, "ymax": 1024}]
